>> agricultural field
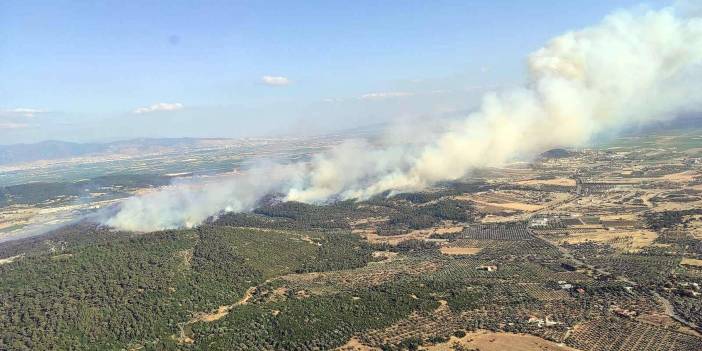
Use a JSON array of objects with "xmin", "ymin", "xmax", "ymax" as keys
[{"xmin": 1, "ymin": 129, "xmax": 702, "ymax": 350}]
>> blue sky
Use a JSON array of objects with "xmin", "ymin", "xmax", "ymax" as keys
[{"xmin": 0, "ymin": 0, "xmax": 656, "ymax": 144}]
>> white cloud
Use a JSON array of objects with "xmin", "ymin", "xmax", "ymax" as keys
[
  {"xmin": 0, "ymin": 122, "xmax": 30, "ymax": 129},
  {"xmin": 133, "ymin": 102, "xmax": 184, "ymax": 114},
  {"xmin": 1, "ymin": 108, "xmax": 48, "ymax": 118},
  {"xmin": 261, "ymin": 75, "xmax": 291, "ymax": 86},
  {"xmin": 360, "ymin": 91, "xmax": 415, "ymax": 100}
]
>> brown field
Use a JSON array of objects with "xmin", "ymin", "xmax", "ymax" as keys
[
  {"xmin": 0, "ymin": 206, "xmax": 36, "ymax": 230},
  {"xmin": 516, "ymin": 177, "xmax": 576, "ymax": 187},
  {"xmin": 358, "ymin": 223, "xmax": 462, "ymax": 245},
  {"xmin": 557, "ymin": 229, "xmax": 657, "ymax": 253},
  {"xmin": 599, "ymin": 213, "xmax": 639, "ymax": 221},
  {"xmin": 371, "ymin": 251, "xmax": 398, "ymax": 261},
  {"xmin": 457, "ymin": 190, "xmax": 572, "ymax": 215},
  {"xmin": 359, "ymin": 228, "xmax": 433, "ymax": 245},
  {"xmin": 690, "ymin": 229, "xmax": 702, "ymax": 240},
  {"xmin": 336, "ymin": 337, "xmax": 380, "ymax": 351},
  {"xmin": 480, "ymin": 213, "xmax": 524, "ymax": 223},
  {"xmin": 457, "ymin": 194, "xmax": 544, "ymax": 212},
  {"xmin": 426, "ymin": 330, "xmax": 581, "ymax": 351},
  {"xmin": 433, "ymin": 226, "xmax": 464, "ymax": 234},
  {"xmin": 440, "ymin": 246, "xmax": 482, "ymax": 255},
  {"xmin": 0, "ymin": 254, "xmax": 24, "ymax": 265},
  {"xmin": 680, "ymin": 258, "xmax": 702, "ymax": 267},
  {"xmin": 661, "ymin": 171, "xmax": 699, "ymax": 182}
]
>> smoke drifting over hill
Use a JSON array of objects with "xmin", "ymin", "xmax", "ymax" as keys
[{"xmin": 107, "ymin": 5, "xmax": 702, "ymax": 231}]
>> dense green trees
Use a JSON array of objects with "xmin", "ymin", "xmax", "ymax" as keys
[
  {"xmin": 0, "ymin": 229, "xmax": 196, "ymax": 349},
  {"xmin": 0, "ymin": 224, "xmax": 378, "ymax": 350},
  {"xmin": 4, "ymin": 182, "xmax": 698, "ymax": 350}
]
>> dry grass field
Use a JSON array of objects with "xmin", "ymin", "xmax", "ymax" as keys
[
  {"xmin": 439, "ymin": 246, "xmax": 482, "ymax": 255},
  {"xmin": 516, "ymin": 177, "xmax": 576, "ymax": 187},
  {"xmin": 456, "ymin": 192, "xmax": 544, "ymax": 212},
  {"xmin": 661, "ymin": 171, "xmax": 700, "ymax": 182},
  {"xmin": 426, "ymin": 330, "xmax": 581, "ymax": 351},
  {"xmin": 556, "ymin": 229, "xmax": 657, "ymax": 253},
  {"xmin": 681, "ymin": 258, "xmax": 702, "ymax": 267},
  {"xmin": 356, "ymin": 223, "xmax": 463, "ymax": 245}
]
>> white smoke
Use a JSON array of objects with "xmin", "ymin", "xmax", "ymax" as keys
[
  {"xmin": 105, "ymin": 163, "xmax": 305, "ymax": 231},
  {"xmin": 106, "ymin": 5, "xmax": 702, "ymax": 231}
]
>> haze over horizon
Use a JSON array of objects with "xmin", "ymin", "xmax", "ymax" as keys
[
  {"xmin": 106, "ymin": 1, "xmax": 702, "ymax": 231},
  {"xmin": 4, "ymin": 3, "xmax": 702, "ymax": 349},
  {"xmin": 1, "ymin": 0, "xmax": 661, "ymax": 145}
]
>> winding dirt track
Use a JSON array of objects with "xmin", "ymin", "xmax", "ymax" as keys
[{"xmin": 175, "ymin": 285, "xmax": 258, "ymax": 344}]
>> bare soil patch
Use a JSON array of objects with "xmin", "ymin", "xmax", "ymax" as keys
[
  {"xmin": 0, "ymin": 254, "xmax": 24, "ymax": 265},
  {"xmin": 359, "ymin": 222, "xmax": 462, "ymax": 245},
  {"xmin": 175, "ymin": 249, "xmax": 193, "ymax": 268},
  {"xmin": 558, "ymin": 229, "xmax": 657, "ymax": 253},
  {"xmin": 336, "ymin": 337, "xmax": 381, "ymax": 351},
  {"xmin": 681, "ymin": 258, "xmax": 702, "ymax": 267},
  {"xmin": 463, "ymin": 196, "xmax": 544, "ymax": 212},
  {"xmin": 440, "ymin": 246, "xmax": 482, "ymax": 255},
  {"xmin": 371, "ymin": 251, "xmax": 398, "ymax": 262},
  {"xmin": 661, "ymin": 171, "xmax": 699, "ymax": 182},
  {"xmin": 426, "ymin": 330, "xmax": 581, "ymax": 351},
  {"xmin": 517, "ymin": 177, "xmax": 576, "ymax": 187},
  {"xmin": 175, "ymin": 285, "xmax": 258, "ymax": 344}
]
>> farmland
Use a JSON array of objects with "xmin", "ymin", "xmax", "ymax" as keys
[{"xmin": 1, "ymin": 129, "xmax": 702, "ymax": 350}]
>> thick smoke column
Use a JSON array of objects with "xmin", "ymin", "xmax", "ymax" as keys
[
  {"xmin": 107, "ymin": 5, "xmax": 702, "ymax": 231},
  {"xmin": 106, "ymin": 163, "xmax": 305, "ymax": 231},
  {"xmin": 288, "ymin": 6, "xmax": 702, "ymax": 201}
]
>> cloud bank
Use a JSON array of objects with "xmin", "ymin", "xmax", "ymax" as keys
[
  {"xmin": 0, "ymin": 108, "xmax": 48, "ymax": 118},
  {"xmin": 360, "ymin": 91, "xmax": 415, "ymax": 100},
  {"xmin": 0, "ymin": 108, "xmax": 46, "ymax": 130},
  {"xmin": 133, "ymin": 102, "xmax": 184, "ymax": 114},
  {"xmin": 0, "ymin": 122, "xmax": 30, "ymax": 130},
  {"xmin": 262, "ymin": 75, "xmax": 291, "ymax": 86},
  {"xmin": 107, "ymin": 5, "xmax": 702, "ymax": 232}
]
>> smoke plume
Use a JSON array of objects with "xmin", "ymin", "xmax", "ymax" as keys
[{"xmin": 107, "ymin": 5, "xmax": 702, "ymax": 232}]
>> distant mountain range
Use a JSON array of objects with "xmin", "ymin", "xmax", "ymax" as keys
[
  {"xmin": 0, "ymin": 124, "xmax": 386, "ymax": 166},
  {"xmin": 4, "ymin": 117, "xmax": 696, "ymax": 166},
  {"xmin": 0, "ymin": 138, "xmax": 234, "ymax": 165}
]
